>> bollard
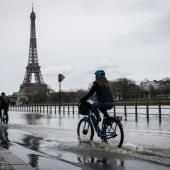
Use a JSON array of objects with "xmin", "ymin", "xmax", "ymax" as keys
[
  {"xmin": 73, "ymin": 104, "xmax": 74, "ymax": 115},
  {"xmin": 40, "ymin": 105, "xmax": 41, "ymax": 113},
  {"xmin": 47, "ymin": 105, "xmax": 49, "ymax": 114},
  {"xmin": 63, "ymin": 104, "xmax": 65, "ymax": 114},
  {"xmin": 113, "ymin": 105, "xmax": 116, "ymax": 117},
  {"xmin": 59, "ymin": 104, "xmax": 61, "ymax": 114},
  {"xmin": 43, "ymin": 104, "xmax": 45, "ymax": 113},
  {"xmin": 135, "ymin": 100, "xmax": 138, "ymax": 121},
  {"xmin": 50, "ymin": 104, "xmax": 52, "ymax": 114},
  {"xmin": 124, "ymin": 101, "xmax": 127, "ymax": 119},
  {"xmin": 54, "ymin": 104, "xmax": 56, "ymax": 114},
  {"xmin": 158, "ymin": 101, "xmax": 162, "ymax": 121},
  {"xmin": 146, "ymin": 100, "xmax": 149, "ymax": 121},
  {"xmin": 68, "ymin": 104, "xmax": 70, "ymax": 114}
]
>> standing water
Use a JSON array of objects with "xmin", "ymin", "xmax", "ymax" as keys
[{"xmin": 0, "ymin": 105, "xmax": 170, "ymax": 170}]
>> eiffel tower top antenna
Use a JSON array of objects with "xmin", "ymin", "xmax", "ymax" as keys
[{"xmin": 32, "ymin": 2, "xmax": 34, "ymax": 12}]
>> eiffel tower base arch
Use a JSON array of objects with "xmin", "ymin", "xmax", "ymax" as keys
[{"xmin": 16, "ymin": 84, "xmax": 48, "ymax": 105}]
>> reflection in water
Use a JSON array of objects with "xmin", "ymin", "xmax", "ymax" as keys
[
  {"xmin": 76, "ymin": 142, "xmax": 125, "ymax": 170},
  {"xmin": 21, "ymin": 134, "xmax": 42, "ymax": 168},
  {"xmin": 147, "ymin": 117, "xmax": 150, "ymax": 128},
  {"xmin": 46, "ymin": 114, "xmax": 52, "ymax": 126},
  {"xmin": 77, "ymin": 156, "xmax": 125, "ymax": 170},
  {"xmin": 24, "ymin": 113, "xmax": 44, "ymax": 125},
  {"xmin": 58, "ymin": 115, "xmax": 62, "ymax": 127},
  {"xmin": 135, "ymin": 115, "xmax": 138, "ymax": 123},
  {"xmin": 0, "ymin": 125, "xmax": 10, "ymax": 149},
  {"xmin": 28, "ymin": 154, "xmax": 39, "ymax": 168},
  {"xmin": 159, "ymin": 117, "xmax": 162, "ymax": 127}
]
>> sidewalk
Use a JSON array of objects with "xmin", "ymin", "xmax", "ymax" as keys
[
  {"xmin": 0, "ymin": 122, "xmax": 35, "ymax": 170},
  {"xmin": 0, "ymin": 147, "xmax": 35, "ymax": 170}
]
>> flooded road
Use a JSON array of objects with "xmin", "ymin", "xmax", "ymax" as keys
[{"xmin": 0, "ymin": 110, "xmax": 170, "ymax": 170}]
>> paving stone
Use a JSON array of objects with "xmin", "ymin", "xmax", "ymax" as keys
[
  {"xmin": 11, "ymin": 165, "xmax": 35, "ymax": 170},
  {"xmin": 0, "ymin": 147, "xmax": 35, "ymax": 170},
  {"xmin": 0, "ymin": 156, "xmax": 14, "ymax": 170},
  {"xmin": 0, "ymin": 153, "xmax": 26, "ymax": 165}
]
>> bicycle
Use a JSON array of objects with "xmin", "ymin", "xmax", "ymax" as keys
[{"xmin": 77, "ymin": 100, "xmax": 124, "ymax": 148}]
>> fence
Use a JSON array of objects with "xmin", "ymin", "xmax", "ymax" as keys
[
  {"xmin": 9, "ymin": 104, "xmax": 79, "ymax": 116},
  {"xmin": 9, "ymin": 101, "xmax": 170, "ymax": 121}
]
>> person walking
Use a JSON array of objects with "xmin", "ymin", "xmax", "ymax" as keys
[
  {"xmin": 0, "ymin": 96, "xmax": 2, "ymax": 120},
  {"xmin": 1, "ymin": 92, "xmax": 9, "ymax": 122},
  {"xmin": 81, "ymin": 70, "xmax": 114, "ymax": 126}
]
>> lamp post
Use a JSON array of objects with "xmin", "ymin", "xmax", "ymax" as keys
[{"xmin": 58, "ymin": 74, "xmax": 65, "ymax": 113}]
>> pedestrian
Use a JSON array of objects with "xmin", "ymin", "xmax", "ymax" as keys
[
  {"xmin": 1, "ymin": 92, "xmax": 9, "ymax": 120},
  {"xmin": 0, "ymin": 96, "xmax": 2, "ymax": 120},
  {"xmin": 80, "ymin": 70, "xmax": 114, "ymax": 126}
]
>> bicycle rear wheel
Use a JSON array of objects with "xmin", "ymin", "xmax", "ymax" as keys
[
  {"xmin": 77, "ymin": 117, "xmax": 94, "ymax": 142},
  {"xmin": 105, "ymin": 121, "xmax": 124, "ymax": 148}
]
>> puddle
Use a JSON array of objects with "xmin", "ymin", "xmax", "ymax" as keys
[{"xmin": 1, "ymin": 111, "xmax": 170, "ymax": 169}]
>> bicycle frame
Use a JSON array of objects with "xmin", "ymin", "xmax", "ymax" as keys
[{"xmin": 83, "ymin": 111, "xmax": 108, "ymax": 139}]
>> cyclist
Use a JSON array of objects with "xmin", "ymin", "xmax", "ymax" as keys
[{"xmin": 80, "ymin": 70, "xmax": 114, "ymax": 126}]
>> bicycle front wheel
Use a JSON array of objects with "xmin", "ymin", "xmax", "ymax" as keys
[
  {"xmin": 77, "ymin": 117, "xmax": 94, "ymax": 142},
  {"xmin": 105, "ymin": 121, "xmax": 124, "ymax": 148}
]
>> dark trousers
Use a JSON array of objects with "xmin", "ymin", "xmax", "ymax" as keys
[
  {"xmin": 1, "ymin": 107, "xmax": 8, "ymax": 117},
  {"xmin": 91, "ymin": 102, "xmax": 114, "ymax": 119}
]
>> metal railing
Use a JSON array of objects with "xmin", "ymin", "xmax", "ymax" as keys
[{"xmin": 9, "ymin": 101, "xmax": 170, "ymax": 122}]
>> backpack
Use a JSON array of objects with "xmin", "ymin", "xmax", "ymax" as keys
[{"xmin": 78, "ymin": 102, "xmax": 89, "ymax": 115}]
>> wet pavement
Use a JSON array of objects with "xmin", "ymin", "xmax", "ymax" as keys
[
  {"xmin": 0, "ymin": 146, "xmax": 35, "ymax": 170},
  {"xmin": 0, "ymin": 110, "xmax": 170, "ymax": 170},
  {"xmin": 0, "ymin": 151, "xmax": 14, "ymax": 170}
]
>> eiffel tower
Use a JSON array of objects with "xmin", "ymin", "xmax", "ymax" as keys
[{"xmin": 17, "ymin": 6, "xmax": 48, "ymax": 104}]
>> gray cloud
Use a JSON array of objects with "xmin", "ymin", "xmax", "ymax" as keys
[
  {"xmin": 0, "ymin": 0, "xmax": 170, "ymax": 93},
  {"xmin": 85, "ymin": 62, "xmax": 118, "ymax": 75},
  {"xmin": 114, "ymin": 11, "xmax": 170, "ymax": 47},
  {"xmin": 44, "ymin": 66, "xmax": 73, "ymax": 77},
  {"xmin": 155, "ymin": 11, "xmax": 170, "ymax": 36}
]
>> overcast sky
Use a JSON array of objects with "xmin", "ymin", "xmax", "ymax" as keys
[{"xmin": 0, "ymin": 0, "xmax": 170, "ymax": 94}]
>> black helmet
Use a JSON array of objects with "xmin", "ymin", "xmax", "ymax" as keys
[{"xmin": 95, "ymin": 70, "xmax": 105, "ymax": 78}]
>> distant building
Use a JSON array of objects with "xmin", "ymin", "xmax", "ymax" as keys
[
  {"xmin": 140, "ymin": 79, "xmax": 160, "ymax": 91},
  {"xmin": 8, "ymin": 92, "xmax": 18, "ymax": 105}
]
